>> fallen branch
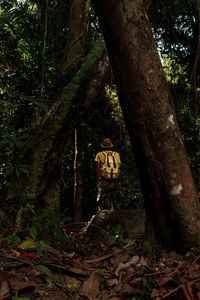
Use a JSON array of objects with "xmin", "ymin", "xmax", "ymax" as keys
[
  {"xmin": 86, "ymin": 240, "xmax": 135, "ymax": 263},
  {"xmin": 46, "ymin": 263, "xmax": 94, "ymax": 276},
  {"xmin": 161, "ymin": 280, "xmax": 199, "ymax": 300}
]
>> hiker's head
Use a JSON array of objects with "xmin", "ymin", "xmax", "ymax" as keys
[{"xmin": 101, "ymin": 138, "xmax": 113, "ymax": 149}]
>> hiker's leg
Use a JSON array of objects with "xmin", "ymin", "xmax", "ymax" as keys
[
  {"xmin": 109, "ymin": 182, "xmax": 119, "ymax": 210},
  {"xmin": 100, "ymin": 179, "xmax": 112, "ymax": 210}
]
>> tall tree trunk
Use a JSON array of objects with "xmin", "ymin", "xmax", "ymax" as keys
[
  {"xmin": 9, "ymin": 43, "xmax": 109, "ymax": 211},
  {"xmin": 94, "ymin": 0, "xmax": 200, "ymax": 251},
  {"xmin": 73, "ymin": 127, "xmax": 83, "ymax": 222},
  {"xmin": 7, "ymin": 0, "xmax": 110, "ymax": 226}
]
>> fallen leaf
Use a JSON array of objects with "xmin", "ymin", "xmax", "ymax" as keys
[
  {"xmin": 187, "ymin": 264, "xmax": 200, "ymax": 279},
  {"xmin": 156, "ymin": 275, "xmax": 172, "ymax": 287},
  {"xmin": 0, "ymin": 281, "xmax": 10, "ymax": 297},
  {"xmin": 36, "ymin": 265, "xmax": 51, "ymax": 278},
  {"xmin": 19, "ymin": 241, "xmax": 36, "ymax": 249},
  {"xmin": 22, "ymin": 253, "xmax": 37, "ymax": 260},
  {"xmin": 79, "ymin": 273, "xmax": 100, "ymax": 300},
  {"xmin": 141, "ymin": 256, "xmax": 148, "ymax": 267},
  {"xmin": 9, "ymin": 277, "xmax": 36, "ymax": 292},
  {"xmin": 10, "ymin": 249, "xmax": 20, "ymax": 257},
  {"xmin": 151, "ymin": 288, "xmax": 160, "ymax": 298},
  {"xmin": 0, "ymin": 271, "xmax": 35, "ymax": 295},
  {"xmin": 151, "ymin": 287, "xmax": 167, "ymax": 298}
]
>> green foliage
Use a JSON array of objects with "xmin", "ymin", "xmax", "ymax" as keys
[
  {"xmin": 22, "ymin": 204, "xmax": 70, "ymax": 249},
  {"xmin": 36, "ymin": 265, "xmax": 52, "ymax": 278},
  {"xmin": 144, "ymin": 240, "xmax": 154, "ymax": 254},
  {"xmin": 67, "ymin": 280, "xmax": 78, "ymax": 294},
  {"xmin": 0, "ymin": 0, "xmax": 72, "ymax": 197},
  {"xmin": 19, "ymin": 240, "xmax": 36, "ymax": 249},
  {"xmin": 29, "ymin": 225, "xmax": 37, "ymax": 240},
  {"xmin": 95, "ymin": 269, "xmax": 111, "ymax": 290},
  {"xmin": 3, "ymin": 234, "xmax": 21, "ymax": 246},
  {"xmin": 95, "ymin": 268, "xmax": 111, "ymax": 278},
  {"xmin": 110, "ymin": 224, "xmax": 125, "ymax": 249}
]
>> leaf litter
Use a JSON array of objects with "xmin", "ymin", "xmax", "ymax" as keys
[{"xmin": 1, "ymin": 224, "xmax": 200, "ymax": 299}]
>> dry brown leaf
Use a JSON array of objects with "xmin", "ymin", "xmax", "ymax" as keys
[
  {"xmin": 9, "ymin": 277, "xmax": 36, "ymax": 292},
  {"xmin": 0, "ymin": 281, "xmax": 10, "ymax": 297},
  {"xmin": 187, "ymin": 271, "xmax": 200, "ymax": 280},
  {"xmin": 141, "ymin": 256, "xmax": 148, "ymax": 267},
  {"xmin": 187, "ymin": 264, "xmax": 200, "ymax": 280},
  {"xmin": 151, "ymin": 287, "xmax": 167, "ymax": 298},
  {"xmin": 79, "ymin": 273, "xmax": 100, "ymax": 300},
  {"xmin": 10, "ymin": 249, "xmax": 20, "ymax": 257},
  {"xmin": 151, "ymin": 288, "xmax": 161, "ymax": 298},
  {"xmin": 156, "ymin": 275, "xmax": 172, "ymax": 287}
]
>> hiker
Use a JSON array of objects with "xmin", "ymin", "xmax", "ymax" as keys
[{"xmin": 95, "ymin": 138, "xmax": 121, "ymax": 210}]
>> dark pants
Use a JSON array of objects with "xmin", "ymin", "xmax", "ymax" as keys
[{"xmin": 97, "ymin": 178, "xmax": 120, "ymax": 210}]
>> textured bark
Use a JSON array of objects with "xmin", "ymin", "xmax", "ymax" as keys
[
  {"xmin": 8, "ymin": 45, "xmax": 109, "ymax": 207},
  {"xmin": 7, "ymin": 0, "xmax": 110, "ymax": 221},
  {"xmin": 73, "ymin": 127, "xmax": 83, "ymax": 222},
  {"xmin": 94, "ymin": 0, "xmax": 200, "ymax": 251}
]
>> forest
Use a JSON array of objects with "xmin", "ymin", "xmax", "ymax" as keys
[{"xmin": 1, "ymin": 0, "xmax": 200, "ymax": 299}]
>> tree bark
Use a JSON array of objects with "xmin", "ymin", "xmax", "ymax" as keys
[
  {"xmin": 8, "ymin": 42, "xmax": 109, "ymax": 206},
  {"xmin": 7, "ymin": 0, "xmax": 110, "ymax": 224},
  {"xmin": 94, "ymin": 0, "xmax": 200, "ymax": 251},
  {"xmin": 73, "ymin": 127, "xmax": 83, "ymax": 222}
]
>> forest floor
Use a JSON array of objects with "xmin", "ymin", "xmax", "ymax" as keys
[{"xmin": 1, "ymin": 214, "xmax": 200, "ymax": 300}]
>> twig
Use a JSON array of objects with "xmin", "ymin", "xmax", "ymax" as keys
[
  {"xmin": 1, "ymin": 254, "xmax": 35, "ymax": 268},
  {"xmin": 86, "ymin": 240, "xmax": 135, "ymax": 263},
  {"xmin": 182, "ymin": 282, "xmax": 195, "ymax": 300},
  {"xmin": 161, "ymin": 285, "xmax": 182, "ymax": 299},
  {"xmin": 46, "ymin": 263, "xmax": 93, "ymax": 276},
  {"xmin": 192, "ymin": 254, "xmax": 200, "ymax": 264},
  {"xmin": 144, "ymin": 269, "xmax": 172, "ymax": 277},
  {"xmin": 161, "ymin": 280, "xmax": 199, "ymax": 300}
]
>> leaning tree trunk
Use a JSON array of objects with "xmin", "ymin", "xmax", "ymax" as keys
[
  {"xmin": 9, "ymin": 42, "xmax": 109, "ymax": 218},
  {"xmin": 94, "ymin": 0, "xmax": 200, "ymax": 251},
  {"xmin": 7, "ymin": 0, "xmax": 110, "ymax": 228}
]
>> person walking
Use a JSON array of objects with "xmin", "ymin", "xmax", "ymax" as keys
[{"xmin": 95, "ymin": 138, "xmax": 121, "ymax": 210}]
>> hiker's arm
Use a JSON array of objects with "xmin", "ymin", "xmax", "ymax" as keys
[{"xmin": 96, "ymin": 161, "xmax": 101, "ymax": 188}]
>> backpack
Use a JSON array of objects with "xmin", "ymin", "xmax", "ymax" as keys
[{"xmin": 101, "ymin": 151, "xmax": 120, "ymax": 180}]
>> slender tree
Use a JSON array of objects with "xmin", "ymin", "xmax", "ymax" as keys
[
  {"xmin": 73, "ymin": 127, "xmax": 83, "ymax": 222},
  {"xmin": 93, "ymin": 0, "xmax": 200, "ymax": 251}
]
